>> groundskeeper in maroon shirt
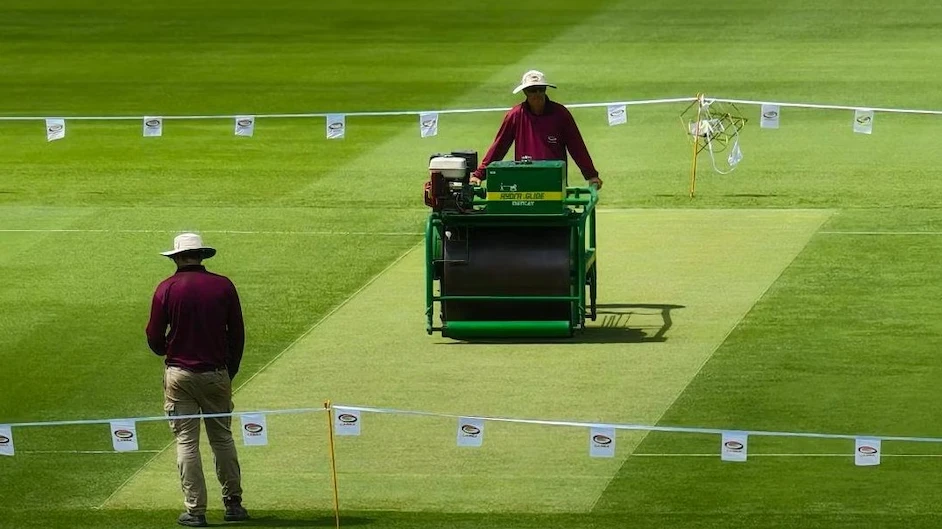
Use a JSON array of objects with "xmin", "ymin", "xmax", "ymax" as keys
[
  {"xmin": 472, "ymin": 97, "xmax": 599, "ymax": 180},
  {"xmin": 146, "ymin": 265, "xmax": 245, "ymax": 378}
]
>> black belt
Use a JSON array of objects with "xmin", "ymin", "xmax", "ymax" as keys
[{"xmin": 167, "ymin": 364, "xmax": 226, "ymax": 373}]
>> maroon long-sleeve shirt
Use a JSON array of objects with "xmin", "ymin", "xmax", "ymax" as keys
[
  {"xmin": 146, "ymin": 265, "xmax": 245, "ymax": 378},
  {"xmin": 472, "ymin": 97, "xmax": 599, "ymax": 180}
]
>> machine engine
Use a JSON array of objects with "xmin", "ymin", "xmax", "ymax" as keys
[{"xmin": 424, "ymin": 150, "xmax": 481, "ymax": 212}]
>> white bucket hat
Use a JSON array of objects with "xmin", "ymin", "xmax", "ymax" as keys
[
  {"xmin": 512, "ymin": 69, "xmax": 557, "ymax": 94},
  {"xmin": 160, "ymin": 232, "xmax": 216, "ymax": 259}
]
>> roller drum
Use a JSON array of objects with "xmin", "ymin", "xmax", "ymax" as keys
[{"xmin": 441, "ymin": 226, "xmax": 571, "ymax": 322}]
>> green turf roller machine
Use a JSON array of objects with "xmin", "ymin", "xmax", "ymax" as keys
[{"xmin": 424, "ymin": 150, "xmax": 598, "ymax": 339}]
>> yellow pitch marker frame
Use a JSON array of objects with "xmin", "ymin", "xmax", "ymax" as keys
[{"xmin": 681, "ymin": 94, "xmax": 747, "ymax": 197}]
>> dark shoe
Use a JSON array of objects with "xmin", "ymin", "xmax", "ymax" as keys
[
  {"xmin": 177, "ymin": 512, "xmax": 208, "ymax": 527},
  {"xmin": 224, "ymin": 496, "xmax": 250, "ymax": 522}
]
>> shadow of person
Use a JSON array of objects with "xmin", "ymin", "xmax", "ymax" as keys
[{"xmin": 238, "ymin": 515, "xmax": 373, "ymax": 527}]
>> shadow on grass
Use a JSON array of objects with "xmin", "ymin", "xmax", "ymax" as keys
[
  {"xmin": 435, "ymin": 303, "xmax": 684, "ymax": 345},
  {"xmin": 591, "ymin": 303, "xmax": 684, "ymax": 343},
  {"xmin": 15, "ymin": 510, "xmax": 373, "ymax": 529},
  {"xmin": 232, "ymin": 515, "xmax": 372, "ymax": 527},
  {"xmin": 9, "ymin": 509, "xmax": 940, "ymax": 529}
]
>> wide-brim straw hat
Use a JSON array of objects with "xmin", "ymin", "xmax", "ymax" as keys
[
  {"xmin": 512, "ymin": 69, "xmax": 557, "ymax": 94},
  {"xmin": 160, "ymin": 232, "xmax": 216, "ymax": 259}
]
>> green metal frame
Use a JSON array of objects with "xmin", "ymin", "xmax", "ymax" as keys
[{"xmin": 425, "ymin": 185, "xmax": 599, "ymax": 337}]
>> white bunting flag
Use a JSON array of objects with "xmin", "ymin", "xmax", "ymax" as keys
[
  {"xmin": 721, "ymin": 431, "xmax": 748, "ymax": 462},
  {"xmin": 456, "ymin": 417, "xmax": 484, "ymax": 447},
  {"xmin": 855, "ymin": 438, "xmax": 881, "ymax": 466},
  {"xmin": 760, "ymin": 104, "xmax": 780, "ymax": 129},
  {"xmin": 589, "ymin": 427, "xmax": 616, "ymax": 458},
  {"xmin": 235, "ymin": 115, "xmax": 255, "ymax": 137},
  {"xmin": 143, "ymin": 117, "xmax": 163, "ymax": 137},
  {"xmin": 110, "ymin": 420, "xmax": 139, "ymax": 452},
  {"xmin": 240, "ymin": 414, "xmax": 268, "ymax": 446},
  {"xmin": 334, "ymin": 409, "xmax": 360, "ymax": 436},
  {"xmin": 728, "ymin": 138, "xmax": 744, "ymax": 167},
  {"xmin": 327, "ymin": 114, "xmax": 345, "ymax": 140},
  {"xmin": 46, "ymin": 119, "xmax": 65, "ymax": 142},
  {"xmin": 607, "ymin": 104, "xmax": 627, "ymax": 126},
  {"xmin": 420, "ymin": 112, "xmax": 439, "ymax": 138},
  {"xmin": 0, "ymin": 425, "xmax": 13, "ymax": 457},
  {"xmin": 854, "ymin": 109, "xmax": 874, "ymax": 134}
]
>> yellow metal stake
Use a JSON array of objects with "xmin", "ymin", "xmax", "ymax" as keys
[
  {"xmin": 689, "ymin": 93, "xmax": 704, "ymax": 198},
  {"xmin": 324, "ymin": 400, "xmax": 341, "ymax": 529}
]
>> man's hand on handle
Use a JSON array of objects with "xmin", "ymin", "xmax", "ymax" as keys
[{"xmin": 469, "ymin": 176, "xmax": 482, "ymax": 186}]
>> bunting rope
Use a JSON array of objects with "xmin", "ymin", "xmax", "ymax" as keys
[
  {"xmin": 9, "ymin": 94, "xmax": 936, "ymax": 148},
  {"xmin": 2, "ymin": 403, "xmax": 941, "ymax": 444},
  {"xmin": 331, "ymin": 405, "xmax": 942, "ymax": 444},
  {"xmin": 0, "ymin": 97, "xmax": 695, "ymax": 121},
  {"xmin": 0, "ymin": 402, "xmax": 921, "ymax": 467},
  {"xmin": 3, "ymin": 95, "xmax": 942, "ymax": 122},
  {"xmin": 710, "ymin": 97, "xmax": 942, "ymax": 116}
]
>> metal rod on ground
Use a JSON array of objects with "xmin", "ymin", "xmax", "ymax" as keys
[
  {"xmin": 324, "ymin": 400, "xmax": 341, "ymax": 529},
  {"xmin": 425, "ymin": 217, "xmax": 435, "ymax": 334},
  {"xmin": 689, "ymin": 93, "xmax": 704, "ymax": 198}
]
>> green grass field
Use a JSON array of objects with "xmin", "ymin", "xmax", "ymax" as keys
[{"xmin": 3, "ymin": 0, "xmax": 942, "ymax": 527}]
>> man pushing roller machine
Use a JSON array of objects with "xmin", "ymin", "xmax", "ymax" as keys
[
  {"xmin": 470, "ymin": 69, "xmax": 603, "ymax": 190},
  {"xmin": 421, "ymin": 70, "xmax": 602, "ymax": 340}
]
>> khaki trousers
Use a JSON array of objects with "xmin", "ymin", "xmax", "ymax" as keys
[{"xmin": 163, "ymin": 366, "xmax": 243, "ymax": 515}]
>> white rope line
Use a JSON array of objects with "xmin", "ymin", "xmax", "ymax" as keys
[
  {"xmin": 331, "ymin": 404, "xmax": 942, "ymax": 444},
  {"xmin": 0, "ymin": 97, "xmax": 696, "ymax": 122},
  {"xmin": 0, "ymin": 229, "xmax": 422, "ymax": 236},
  {"xmin": 817, "ymin": 231, "xmax": 942, "ymax": 236},
  {"xmin": 9, "ymin": 402, "xmax": 942, "ymax": 445},
  {"xmin": 20, "ymin": 449, "xmax": 163, "ymax": 455},
  {"xmin": 631, "ymin": 453, "xmax": 942, "ymax": 458},
  {"xmin": 566, "ymin": 97, "xmax": 697, "ymax": 109},
  {"xmin": 20, "ymin": 451, "xmax": 942, "ymax": 458},
  {"xmin": 4, "ymin": 95, "xmax": 941, "ymax": 122},
  {"xmin": 710, "ymin": 97, "xmax": 942, "ymax": 116},
  {"xmin": 3, "ymin": 229, "xmax": 939, "ymax": 238}
]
